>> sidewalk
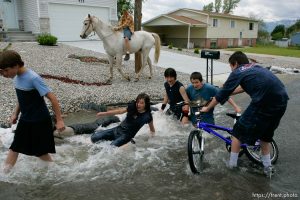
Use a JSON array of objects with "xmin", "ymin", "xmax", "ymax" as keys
[{"xmin": 62, "ymin": 40, "xmax": 231, "ymax": 83}]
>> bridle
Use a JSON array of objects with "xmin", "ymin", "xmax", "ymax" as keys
[
  {"xmin": 82, "ymin": 17, "xmax": 115, "ymax": 40},
  {"xmin": 82, "ymin": 18, "xmax": 95, "ymax": 38}
]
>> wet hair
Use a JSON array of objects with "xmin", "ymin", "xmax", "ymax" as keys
[
  {"xmin": 136, "ymin": 93, "xmax": 151, "ymax": 112},
  {"xmin": 228, "ymin": 51, "xmax": 249, "ymax": 67},
  {"xmin": 0, "ymin": 50, "xmax": 24, "ymax": 69},
  {"xmin": 190, "ymin": 72, "xmax": 203, "ymax": 82},
  {"xmin": 164, "ymin": 68, "xmax": 177, "ymax": 79}
]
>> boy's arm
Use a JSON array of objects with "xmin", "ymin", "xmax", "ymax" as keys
[
  {"xmin": 96, "ymin": 108, "xmax": 127, "ymax": 117},
  {"xmin": 46, "ymin": 92, "xmax": 65, "ymax": 131},
  {"xmin": 227, "ymin": 98, "xmax": 242, "ymax": 113},
  {"xmin": 231, "ymin": 85, "xmax": 244, "ymax": 95},
  {"xmin": 179, "ymin": 86, "xmax": 190, "ymax": 111},
  {"xmin": 10, "ymin": 103, "xmax": 20, "ymax": 124},
  {"xmin": 148, "ymin": 120, "xmax": 155, "ymax": 137}
]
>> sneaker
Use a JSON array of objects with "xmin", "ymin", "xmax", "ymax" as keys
[
  {"xmin": 226, "ymin": 160, "xmax": 238, "ymax": 170},
  {"xmin": 263, "ymin": 166, "xmax": 275, "ymax": 178},
  {"xmin": 124, "ymin": 53, "xmax": 130, "ymax": 61}
]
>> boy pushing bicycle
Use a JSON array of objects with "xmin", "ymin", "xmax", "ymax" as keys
[{"xmin": 201, "ymin": 51, "xmax": 289, "ymax": 177}]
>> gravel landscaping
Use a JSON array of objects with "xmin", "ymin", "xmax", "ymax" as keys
[
  {"xmin": 1, "ymin": 42, "xmax": 299, "ymax": 126},
  {"xmin": 0, "ymin": 42, "xmax": 191, "ymax": 126}
]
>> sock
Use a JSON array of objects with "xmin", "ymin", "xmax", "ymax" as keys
[
  {"xmin": 261, "ymin": 154, "xmax": 272, "ymax": 168},
  {"xmin": 229, "ymin": 152, "xmax": 239, "ymax": 167}
]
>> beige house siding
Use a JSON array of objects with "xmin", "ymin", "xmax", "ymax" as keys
[
  {"xmin": 142, "ymin": 8, "xmax": 258, "ymax": 49},
  {"xmin": 207, "ymin": 18, "xmax": 257, "ymax": 39}
]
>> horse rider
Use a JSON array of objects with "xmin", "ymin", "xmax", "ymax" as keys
[{"xmin": 114, "ymin": 5, "xmax": 134, "ymax": 61}]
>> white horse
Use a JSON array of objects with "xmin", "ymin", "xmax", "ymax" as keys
[{"xmin": 80, "ymin": 14, "xmax": 161, "ymax": 82}]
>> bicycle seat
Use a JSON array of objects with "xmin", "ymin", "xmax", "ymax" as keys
[{"xmin": 226, "ymin": 113, "xmax": 241, "ymax": 119}]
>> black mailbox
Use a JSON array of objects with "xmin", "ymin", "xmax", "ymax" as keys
[{"xmin": 201, "ymin": 50, "xmax": 220, "ymax": 59}]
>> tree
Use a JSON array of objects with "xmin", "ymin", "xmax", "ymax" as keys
[
  {"xmin": 214, "ymin": 0, "xmax": 222, "ymax": 13},
  {"xmin": 117, "ymin": 0, "xmax": 134, "ymax": 20},
  {"xmin": 271, "ymin": 24, "xmax": 285, "ymax": 40},
  {"xmin": 203, "ymin": 2, "xmax": 214, "ymax": 12},
  {"xmin": 286, "ymin": 19, "xmax": 300, "ymax": 37},
  {"xmin": 222, "ymin": 0, "xmax": 240, "ymax": 14}
]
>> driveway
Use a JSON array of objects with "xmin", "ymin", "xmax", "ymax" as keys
[{"xmin": 62, "ymin": 40, "xmax": 231, "ymax": 83}]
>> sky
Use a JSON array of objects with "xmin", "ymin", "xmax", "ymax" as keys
[{"xmin": 142, "ymin": 0, "xmax": 300, "ymax": 23}]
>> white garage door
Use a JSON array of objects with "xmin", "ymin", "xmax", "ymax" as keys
[{"xmin": 48, "ymin": 3, "xmax": 109, "ymax": 41}]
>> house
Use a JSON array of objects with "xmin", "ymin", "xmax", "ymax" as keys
[
  {"xmin": 275, "ymin": 38, "xmax": 290, "ymax": 48},
  {"xmin": 290, "ymin": 32, "xmax": 300, "ymax": 46},
  {"xmin": 0, "ymin": 0, "xmax": 117, "ymax": 41},
  {"xmin": 142, "ymin": 8, "xmax": 258, "ymax": 49}
]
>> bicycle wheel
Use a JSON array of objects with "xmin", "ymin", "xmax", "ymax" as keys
[
  {"xmin": 245, "ymin": 139, "xmax": 279, "ymax": 165},
  {"xmin": 187, "ymin": 130, "xmax": 204, "ymax": 174}
]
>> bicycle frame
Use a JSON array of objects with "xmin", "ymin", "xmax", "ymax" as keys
[{"xmin": 196, "ymin": 121, "xmax": 248, "ymax": 149}]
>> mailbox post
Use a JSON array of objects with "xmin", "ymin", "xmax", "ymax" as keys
[{"xmin": 200, "ymin": 50, "xmax": 220, "ymax": 85}]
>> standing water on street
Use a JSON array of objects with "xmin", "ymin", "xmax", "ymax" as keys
[{"xmin": 0, "ymin": 102, "xmax": 299, "ymax": 200}]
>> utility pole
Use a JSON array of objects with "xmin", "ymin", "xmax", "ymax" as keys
[{"xmin": 134, "ymin": 0, "xmax": 142, "ymax": 73}]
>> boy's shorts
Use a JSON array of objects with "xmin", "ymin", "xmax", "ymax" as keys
[
  {"xmin": 123, "ymin": 27, "xmax": 132, "ymax": 40},
  {"xmin": 232, "ymin": 103, "xmax": 287, "ymax": 145}
]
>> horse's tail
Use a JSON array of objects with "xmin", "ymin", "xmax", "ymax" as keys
[{"xmin": 151, "ymin": 33, "xmax": 161, "ymax": 63}]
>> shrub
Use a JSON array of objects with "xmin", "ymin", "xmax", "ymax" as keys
[
  {"xmin": 168, "ymin": 44, "xmax": 173, "ymax": 49},
  {"xmin": 177, "ymin": 48, "xmax": 182, "ymax": 51},
  {"xmin": 194, "ymin": 48, "xmax": 200, "ymax": 54},
  {"xmin": 37, "ymin": 34, "xmax": 57, "ymax": 46}
]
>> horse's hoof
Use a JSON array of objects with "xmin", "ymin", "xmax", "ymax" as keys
[
  {"xmin": 148, "ymin": 76, "xmax": 152, "ymax": 79},
  {"xmin": 125, "ymin": 76, "xmax": 130, "ymax": 81},
  {"xmin": 134, "ymin": 78, "xmax": 139, "ymax": 82},
  {"xmin": 106, "ymin": 79, "xmax": 112, "ymax": 84}
]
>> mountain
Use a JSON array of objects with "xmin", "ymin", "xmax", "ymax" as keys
[{"xmin": 265, "ymin": 19, "xmax": 297, "ymax": 33}]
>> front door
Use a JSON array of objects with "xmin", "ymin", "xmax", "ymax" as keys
[{"xmin": 2, "ymin": 0, "xmax": 18, "ymax": 30}]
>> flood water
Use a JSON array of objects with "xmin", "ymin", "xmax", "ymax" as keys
[{"xmin": 0, "ymin": 97, "xmax": 299, "ymax": 200}]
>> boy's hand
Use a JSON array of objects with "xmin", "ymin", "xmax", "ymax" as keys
[
  {"xmin": 10, "ymin": 114, "xmax": 18, "ymax": 124},
  {"xmin": 235, "ymin": 106, "xmax": 242, "ymax": 113},
  {"xmin": 56, "ymin": 120, "xmax": 65, "ymax": 132}
]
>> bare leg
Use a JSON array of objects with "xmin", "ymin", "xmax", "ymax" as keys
[
  {"xmin": 125, "ymin": 38, "xmax": 130, "ymax": 53},
  {"xmin": 260, "ymin": 141, "xmax": 270, "ymax": 155},
  {"xmin": 231, "ymin": 137, "xmax": 241, "ymax": 153},
  {"xmin": 228, "ymin": 136, "xmax": 241, "ymax": 168},
  {"xmin": 3, "ymin": 149, "xmax": 19, "ymax": 173},
  {"xmin": 181, "ymin": 116, "xmax": 189, "ymax": 125},
  {"xmin": 39, "ymin": 154, "xmax": 53, "ymax": 162}
]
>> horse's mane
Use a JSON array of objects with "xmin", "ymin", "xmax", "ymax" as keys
[{"xmin": 91, "ymin": 15, "xmax": 114, "ymax": 30}]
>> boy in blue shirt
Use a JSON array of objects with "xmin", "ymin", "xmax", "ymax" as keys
[
  {"xmin": 0, "ymin": 50, "xmax": 65, "ymax": 173},
  {"xmin": 201, "ymin": 51, "xmax": 289, "ymax": 177},
  {"xmin": 186, "ymin": 72, "xmax": 241, "ymax": 126}
]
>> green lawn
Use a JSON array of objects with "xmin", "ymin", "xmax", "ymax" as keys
[{"xmin": 227, "ymin": 45, "xmax": 300, "ymax": 58}]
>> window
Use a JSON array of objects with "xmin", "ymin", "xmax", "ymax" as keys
[
  {"xmin": 249, "ymin": 22, "xmax": 254, "ymax": 30},
  {"xmin": 210, "ymin": 39, "xmax": 217, "ymax": 48},
  {"xmin": 212, "ymin": 19, "xmax": 218, "ymax": 27},
  {"xmin": 228, "ymin": 39, "xmax": 234, "ymax": 47},
  {"xmin": 230, "ymin": 20, "xmax": 235, "ymax": 28}
]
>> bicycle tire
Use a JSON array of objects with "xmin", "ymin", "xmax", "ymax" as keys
[
  {"xmin": 187, "ymin": 130, "xmax": 204, "ymax": 174},
  {"xmin": 244, "ymin": 139, "xmax": 279, "ymax": 164}
]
